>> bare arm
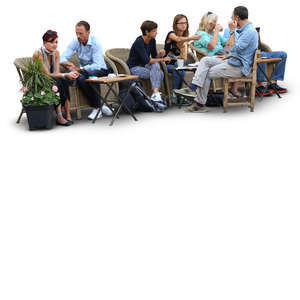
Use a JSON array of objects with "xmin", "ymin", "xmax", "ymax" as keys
[
  {"xmin": 207, "ymin": 24, "xmax": 222, "ymax": 50},
  {"xmin": 167, "ymin": 33, "xmax": 201, "ymax": 44},
  {"xmin": 227, "ymin": 20, "xmax": 237, "ymax": 50},
  {"xmin": 179, "ymin": 43, "xmax": 188, "ymax": 60},
  {"xmin": 149, "ymin": 57, "xmax": 171, "ymax": 64},
  {"xmin": 32, "ymin": 51, "xmax": 78, "ymax": 80},
  {"xmin": 56, "ymin": 52, "xmax": 79, "ymax": 79}
]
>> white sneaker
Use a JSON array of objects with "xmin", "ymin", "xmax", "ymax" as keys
[
  {"xmin": 88, "ymin": 108, "xmax": 102, "ymax": 120},
  {"xmin": 151, "ymin": 92, "xmax": 163, "ymax": 102},
  {"xmin": 102, "ymin": 104, "xmax": 113, "ymax": 116}
]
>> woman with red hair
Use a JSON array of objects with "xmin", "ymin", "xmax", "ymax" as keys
[{"xmin": 33, "ymin": 30, "xmax": 79, "ymax": 126}]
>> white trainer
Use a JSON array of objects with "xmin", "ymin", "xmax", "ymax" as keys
[
  {"xmin": 151, "ymin": 92, "xmax": 163, "ymax": 102},
  {"xmin": 88, "ymin": 108, "xmax": 103, "ymax": 120},
  {"xmin": 102, "ymin": 105, "xmax": 113, "ymax": 116}
]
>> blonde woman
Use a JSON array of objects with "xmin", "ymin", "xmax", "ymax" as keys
[
  {"xmin": 194, "ymin": 12, "xmax": 239, "ymax": 97},
  {"xmin": 194, "ymin": 12, "xmax": 229, "ymax": 56},
  {"xmin": 164, "ymin": 14, "xmax": 200, "ymax": 90}
]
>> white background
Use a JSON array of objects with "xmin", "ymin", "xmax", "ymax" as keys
[{"xmin": 1, "ymin": 1, "xmax": 299, "ymax": 299}]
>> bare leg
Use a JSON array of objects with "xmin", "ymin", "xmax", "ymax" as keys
[
  {"xmin": 64, "ymin": 99, "xmax": 72, "ymax": 122},
  {"xmin": 231, "ymin": 82, "xmax": 241, "ymax": 95},
  {"xmin": 56, "ymin": 104, "xmax": 68, "ymax": 124}
]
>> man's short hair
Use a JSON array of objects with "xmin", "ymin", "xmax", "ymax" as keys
[
  {"xmin": 140, "ymin": 20, "xmax": 158, "ymax": 35},
  {"xmin": 76, "ymin": 21, "xmax": 90, "ymax": 31},
  {"xmin": 233, "ymin": 6, "xmax": 248, "ymax": 20}
]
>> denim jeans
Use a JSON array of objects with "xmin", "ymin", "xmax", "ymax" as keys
[
  {"xmin": 257, "ymin": 51, "xmax": 287, "ymax": 82},
  {"xmin": 166, "ymin": 61, "xmax": 187, "ymax": 89}
]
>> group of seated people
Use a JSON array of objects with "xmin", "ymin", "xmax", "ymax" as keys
[{"xmin": 33, "ymin": 5, "xmax": 287, "ymax": 125}]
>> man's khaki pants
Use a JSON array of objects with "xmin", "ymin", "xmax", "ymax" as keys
[{"xmin": 192, "ymin": 56, "xmax": 243, "ymax": 104}]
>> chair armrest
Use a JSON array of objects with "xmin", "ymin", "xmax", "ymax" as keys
[{"xmin": 105, "ymin": 51, "xmax": 131, "ymax": 75}]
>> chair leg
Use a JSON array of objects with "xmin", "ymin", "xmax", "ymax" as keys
[
  {"xmin": 76, "ymin": 108, "xmax": 82, "ymax": 120},
  {"xmin": 16, "ymin": 108, "xmax": 25, "ymax": 123},
  {"xmin": 250, "ymin": 82, "xmax": 256, "ymax": 112},
  {"xmin": 73, "ymin": 87, "xmax": 82, "ymax": 120},
  {"xmin": 223, "ymin": 80, "xmax": 229, "ymax": 113}
]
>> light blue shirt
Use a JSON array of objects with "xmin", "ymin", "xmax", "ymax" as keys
[
  {"xmin": 223, "ymin": 27, "xmax": 239, "ymax": 41},
  {"xmin": 228, "ymin": 22, "xmax": 258, "ymax": 76},
  {"xmin": 60, "ymin": 35, "xmax": 107, "ymax": 72},
  {"xmin": 193, "ymin": 30, "xmax": 227, "ymax": 56}
]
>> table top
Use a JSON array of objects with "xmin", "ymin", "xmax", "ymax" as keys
[
  {"xmin": 85, "ymin": 75, "xmax": 139, "ymax": 83},
  {"xmin": 175, "ymin": 66, "xmax": 197, "ymax": 71},
  {"xmin": 257, "ymin": 57, "xmax": 282, "ymax": 63}
]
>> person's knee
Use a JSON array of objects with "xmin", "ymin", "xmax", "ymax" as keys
[
  {"xmin": 179, "ymin": 71, "xmax": 185, "ymax": 77},
  {"xmin": 158, "ymin": 70, "xmax": 164, "ymax": 80},
  {"xmin": 151, "ymin": 62, "xmax": 161, "ymax": 70},
  {"xmin": 77, "ymin": 74, "xmax": 87, "ymax": 85},
  {"xmin": 281, "ymin": 51, "xmax": 287, "ymax": 59},
  {"xmin": 202, "ymin": 57, "xmax": 211, "ymax": 64}
]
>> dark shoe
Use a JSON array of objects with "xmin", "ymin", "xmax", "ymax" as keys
[
  {"xmin": 173, "ymin": 87, "xmax": 196, "ymax": 98},
  {"xmin": 67, "ymin": 119, "xmax": 74, "ymax": 124},
  {"xmin": 184, "ymin": 101, "xmax": 208, "ymax": 113},
  {"xmin": 256, "ymin": 86, "xmax": 273, "ymax": 97},
  {"xmin": 268, "ymin": 83, "xmax": 288, "ymax": 94},
  {"xmin": 56, "ymin": 120, "xmax": 72, "ymax": 126}
]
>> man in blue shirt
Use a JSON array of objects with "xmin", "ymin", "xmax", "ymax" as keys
[
  {"xmin": 224, "ymin": 27, "xmax": 287, "ymax": 96},
  {"xmin": 60, "ymin": 21, "xmax": 111, "ymax": 120},
  {"xmin": 175, "ymin": 6, "xmax": 258, "ymax": 112}
]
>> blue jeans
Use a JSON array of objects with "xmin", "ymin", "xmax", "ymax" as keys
[
  {"xmin": 257, "ymin": 51, "xmax": 287, "ymax": 82},
  {"xmin": 166, "ymin": 61, "xmax": 187, "ymax": 89}
]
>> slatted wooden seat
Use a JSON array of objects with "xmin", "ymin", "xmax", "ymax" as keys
[{"xmin": 223, "ymin": 49, "xmax": 259, "ymax": 112}]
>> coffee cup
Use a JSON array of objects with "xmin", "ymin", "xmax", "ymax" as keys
[{"xmin": 177, "ymin": 58, "xmax": 184, "ymax": 68}]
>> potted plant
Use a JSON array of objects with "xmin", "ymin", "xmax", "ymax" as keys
[{"xmin": 20, "ymin": 59, "xmax": 60, "ymax": 130}]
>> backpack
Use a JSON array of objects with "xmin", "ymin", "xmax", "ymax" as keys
[
  {"xmin": 119, "ymin": 80, "xmax": 168, "ymax": 113},
  {"xmin": 206, "ymin": 91, "xmax": 224, "ymax": 107}
]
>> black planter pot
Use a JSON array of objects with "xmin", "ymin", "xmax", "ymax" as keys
[{"xmin": 23, "ymin": 104, "xmax": 54, "ymax": 130}]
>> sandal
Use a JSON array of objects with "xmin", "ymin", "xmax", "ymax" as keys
[
  {"xmin": 56, "ymin": 120, "xmax": 72, "ymax": 126},
  {"xmin": 56, "ymin": 112, "xmax": 72, "ymax": 126},
  {"xmin": 228, "ymin": 89, "xmax": 242, "ymax": 99}
]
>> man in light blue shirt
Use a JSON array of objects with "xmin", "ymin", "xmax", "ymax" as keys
[
  {"xmin": 175, "ymin": 6, "xmax": 258, "ymax": 112},
  {"xmin": 223, "ymin": 27, "xmax": 239, "ymax": 41},
  {"xmin": 60, "ymin": 21, "xmax": 111, "ymax": 120}
]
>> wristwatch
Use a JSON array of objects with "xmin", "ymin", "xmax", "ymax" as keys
[{"xmin": 230, "ymin": 30, "xmax": 235, "ymax": 36}]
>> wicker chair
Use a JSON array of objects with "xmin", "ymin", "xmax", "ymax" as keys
[
  {"xmin": 61, "ymin": 54, "xmax": 119, "ymax": 120},
  {"xmin": 14, "ymin": 57, "xmax": 33, "ymax": 123},
  {"xmin": 223, "ymin": 49, "xmax": 259, "ymax": 112},
  {"xmin": 14, "ymin": 55, "xmax": 119, "ymax": 122},
  {"xmin": 189, "ymin": 42, "xmax": 209, "ymax": 61},
  {"xmin": 105, "ymin": 48, "xmax": 170, "ymax": 103}
]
